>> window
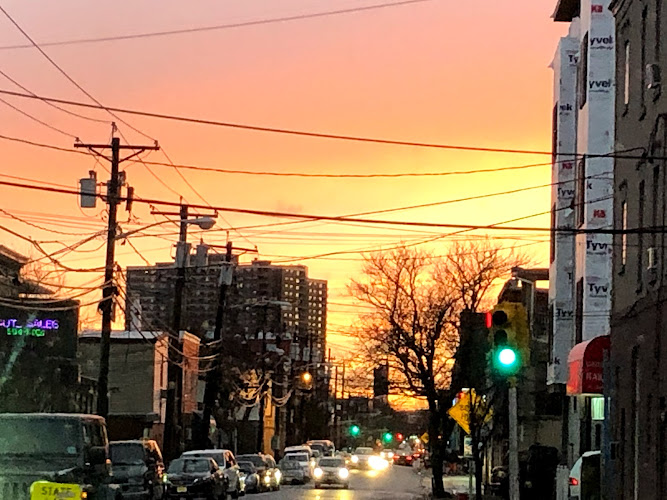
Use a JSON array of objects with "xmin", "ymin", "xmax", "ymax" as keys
[
  {"xmin": 638, "ymin": 181, "xmax": 646, "ymax": 289},
  {"xmin": 591, "ymin": 397, "xmax": 605, "ymax": 420},
  {"xmin": 657, "ymin": 0, "xmax": 662, "ymax": 60},
  {"xmin": 552, "ymin": 103, "xmax": 559, "ymax": 163},
  {"xmin": 641, "ymin": 8, "xmax": 648, "ymax": 114},
  {"xmin": 578, "ymin": 33, "xmax": 589, "ymax": 109},
  {"xmin": 575, "ymin": 278, "xmax": 584, "ymax": 344},
  {"xmin": 550, "ymin": 203, "xmax": 557, "ymax": 263},
  {"xmin": 622, "ymin": 200, "xmax": 628, "ymax": 268},
  {"xmin": 625, "ymin": 41, "xmax": 631, "ymax": 106},
  {"xmin": 576, "ymin": 156, "xmax": 587, "ymax": 227}
]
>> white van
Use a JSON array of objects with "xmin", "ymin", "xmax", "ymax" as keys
[
  {"xmin": 283, "ymin": 452, "xmax": 314, "ymax": 481},
  {"xmin": 569, "ymin": 450, "xmax": 600, "ymax": 500}
]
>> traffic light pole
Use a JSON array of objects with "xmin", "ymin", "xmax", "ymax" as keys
[{"xmin": 509, "ymin": 382, "xmax": 520, "ymax": 500}]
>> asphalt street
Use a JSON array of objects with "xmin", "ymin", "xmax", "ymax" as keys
[{"xmin": 252, "ymin": 464, "xmax": 429, "ymax": 500}]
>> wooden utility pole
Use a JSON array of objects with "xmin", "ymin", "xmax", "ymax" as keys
[{"xmin": 75, "ymin": 133, "xmax": 158, "ymax": 419}]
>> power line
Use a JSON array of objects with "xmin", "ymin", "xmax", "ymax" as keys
[
  {"xmin": 0, "ymin": 67, "xmax": 109, "ymax": 124},
  {"xmin": 0, "ymin": 89, "xmax": 652, "ymax": 158},
  {"xmin": 0, "ymin": 0, "xmax": 439, "ymax": 51},
  {"xmin": 0, "ymin": 96, "xmax": 78, "ymax": 139},
  {"xmin": 0, "ymin": 177, "xmax": 638, "ymax": 235},
  {"xmin": 134, "ymin": 158, "xmax": 553, "ymax": 178},
  {"xmin": 0, "ymin": 4, "xmax": 154, "ymax": 142}
]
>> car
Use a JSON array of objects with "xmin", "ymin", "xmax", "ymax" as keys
[
  {"xmin": 164, "ymin": 457, "xmax": 228, "ymax": 500},
  {"xmin": 279, "ymin": 456, "xmax": 307, "ymax": 484},
  {"xmin": 569, "ymin": 450, "xmax": 600, "ymax": 500},
  {"xmin": 236, "ymin": 453, "xmax": 280, "ymax": 492},
  {"xmin": 313, "ymin": 456, "xmax": 350, "ymax": 489},
  {"xmin": 282, "ymin": 452, "xmax": 314, "ymax": 481},
  {"xmin": 380, "ymin": 449, "xmax": 395, "ymax": 462},
  {"xmin": 237, "ymin": 461, "xmax": 260, "ymax": 494},
  {"xmin": 0, "ymin": 413, "xmax": 117, "ymax": 500},
  {"xmin": 307, "ymin": 439, "xmax": 335, "ymax": 457},
  {"xmin": 350, "ymin": 447, "xmax": 386, "ymax": 470},
  {"xmin": 110, "ymin": 439, "xmax": 165, "ymax": 499},
  {"xmin": 181, "ymin": 449, "xmax": 242, "ymax": 498},
  {"xmin": 393, "ymin": 448, "xmax": 414, "ymax": 466}
]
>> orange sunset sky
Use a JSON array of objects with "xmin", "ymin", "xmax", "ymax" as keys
[{"xmin": 0, "ymin": 0, "xmax": 568, "ymax": 363}]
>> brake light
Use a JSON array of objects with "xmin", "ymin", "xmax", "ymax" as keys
[{"xmin": 569, "ymin": 477, "xmax": 579, "ymax": 486}]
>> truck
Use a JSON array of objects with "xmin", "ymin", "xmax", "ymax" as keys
[{"xmin": 0, "ymin": 413, "xmax": 120, "ymax": 500}]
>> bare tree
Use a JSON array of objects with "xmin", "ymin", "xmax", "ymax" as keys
[{"xmin": 349, "ymin": 239, "xmax": 527, "ymax": 498}]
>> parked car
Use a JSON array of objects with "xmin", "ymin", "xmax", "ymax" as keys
[
  {"xmin": 313, "ymin": 456, "xmax": 350, "ymax": 489},
  {"xmin": 237, "ymin": 461, "xmax": 260, "ymax": 493},
  {"xmin": 569, "ymin": 450, "xmax": 600, "ymax": 500},
  {"xmin": 279, "ymin": 456, "xmax": 307, "ymax": 484},
  {"xmin": 236, "ymin": 453, "xmax": 280, "ymax": 492},
  {"xmin": 110, "ymin": 439, "xmax": 165, "ymax": 499},
  {"xmin": 181, "ymin": 449, "xmax": 242, "ymax": 498},
  {"xmin": 164, "ymin": 457, "xmax": 228, "ymax": 499}
]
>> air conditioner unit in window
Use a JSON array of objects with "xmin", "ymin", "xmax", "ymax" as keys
[
  {"xmin": 648, "ymin": 247, "xmax": 658, "ymax": 270},
  {"xmin": 647, "ymin": 64, "xmax": 662, "ymax": 90}
]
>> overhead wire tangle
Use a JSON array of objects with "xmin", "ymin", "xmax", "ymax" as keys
[
  {"xmin": 0, "ymin": 5, "xmax": 154, "ymax": 142},
  {"xmin": 0, "ymin": 0, "xmax": 439, "ymax": 51},
  {"xmin": 0, "ymin": 208, "xmax": 105, "ymax": 237},
  {"xmin": 0, "ymin": 89, "xmax": 654, "ymax": 158}
]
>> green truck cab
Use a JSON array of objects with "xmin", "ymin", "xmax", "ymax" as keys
[{"xmin": 0, "ymin": 413, "xmax": 120, "ymax": 500}]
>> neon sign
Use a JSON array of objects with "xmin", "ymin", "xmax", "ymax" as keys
[{"xmin": 0, "ymin": 318, "xmax": 60, "ymax": 338}]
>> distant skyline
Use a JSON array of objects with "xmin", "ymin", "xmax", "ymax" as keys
[{"xmin": 0, "ymin": 0, "xmax": 567, "ymax": 360}]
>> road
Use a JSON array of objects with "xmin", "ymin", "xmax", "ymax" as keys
[{"xmin": 253, "ymin": 464, "xmax": 429, "ymax": 500}]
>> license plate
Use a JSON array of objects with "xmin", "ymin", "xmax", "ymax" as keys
[
  {"xmin": 177, "ymin": 486, "xmax": 188, "ymax": 493},
  {"xmin": 31, "ymin": 481, "xmax": 82, "ymax": 500}
]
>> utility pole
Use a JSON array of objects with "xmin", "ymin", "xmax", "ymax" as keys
[
  {"xmin": 201, "ymin": 241, "xmax": 234, "ymax": 448},
  {"xmin": 509, "ymin": 382, "xmax": 520, "ymax": 500},
  {"xmin": 257, "ymin": 303, "xmax": 269, "ymax": 454},
  {"xmin": 75, "ymin": 133, "xmax": 158, "ymax": 419}
]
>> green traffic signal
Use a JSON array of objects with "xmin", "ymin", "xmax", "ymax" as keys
[
  {"xmin": 494, "ymin": 346, "xmax": 520, "ymax": 375},
  {"xmin": 383, "ymin": 432, "xmax": 393, "ymax": 443},
  {"xmin": 350, "ymin": 425, "xmax": 361, "ymax": 437}
]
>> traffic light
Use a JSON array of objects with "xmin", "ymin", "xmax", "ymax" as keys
[
  {"xmin": 383, "ymin": 432, "xmax": 393, "ymax": 443},
  {"xmin": 489, "ymin": 302, "xmax": 529, "ymax": 377},
  {"xmin": 349, "ymin": 425, "xmax": 361, "ymax": 437},
  {"xmin": 396, "ymin": 433, "xmax": 404, "ymax": 442}
]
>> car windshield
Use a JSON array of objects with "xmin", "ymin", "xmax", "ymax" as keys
[
  {"xmin": 319, "ymin": 458, "xmax": 344, "ymax": 467},
  {"xmin": 0, "ymin": 417, "xmax": 81, "ymax": 456},
  {"xmin": 110, "ymin": 443, "xmax": 144, "ymax": 465},
  {"xmin": 237, "ymin": 455, "xmax": 265, "ymax": 467},
  {"xmin": 355, "ymin": 447, "xmax": 373, "ymax": 455},
  {"xmin": 183, "ymin": 452, "xmax": 224, "ymax": 466},
  {"xmin": 238, "ymin": 461, "xmax": 256, "ymax": 473},
  {"xmin": 168, "ymin": 459, "xmax": 210, "ymax": 473},
  {"xmin": 285, "ymin": 453, "xmax": 308, "ymax": 462}
]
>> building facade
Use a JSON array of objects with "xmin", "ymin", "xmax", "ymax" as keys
[
  {"xmin": 609, "ymin": 0, "xmax": 667, "ymax": 497},
  {"xmin": 550, "ymin": 0, "xmax": 616, "ymax": 466}
]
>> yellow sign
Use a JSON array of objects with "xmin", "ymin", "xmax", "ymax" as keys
[
  {"xmin": 31, "ymin": 481, "xmax": 82, "ymax": 500},
  {"xmin": 447, "ymin": 390, "xmax": 493, "ymax": 435},
  {"xmin": 420, "ymin": 432, "xmax": 429, "ymax": 444}
]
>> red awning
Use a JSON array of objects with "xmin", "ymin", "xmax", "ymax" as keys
[{"xmin": 567, "ymin": 335, "xmax": 610, "ymax": 395}]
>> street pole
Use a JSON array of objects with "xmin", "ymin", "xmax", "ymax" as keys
[
  {"xmin": 201, "ymin": 241, "xmax": 233, "ymax": 448},
  {"xmin": 96, "ymin": 137, "xmax": 119, "ymax": 419},
  {"xmin": 509, "ymin": 382, "xmax": 520, "ymax": 500},
  {"xmin": 334, "ymin": 364, "xmax": 339, "ymax": 443},
  {"xmin": 257, "ymin": 303, "xmax": 268, "ymax": 453},
  {"xmin": 164, "ymin": 203, "xmax": 189, "ymax": 460},
  {"xmin": 75, "ymin": 134, "xmax": 159, "ymax": 420}
]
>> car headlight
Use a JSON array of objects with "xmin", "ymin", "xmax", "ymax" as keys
[
  {"xmin": 264, "ymin": 475, "xmax": 271, "ymax": 484},
  {"xmin": 313, "ymin": 467, "xmax": 324, "ymax": 479},
  {"xmin": 351, "ymin": 455, "xmax": 359, "ymax": 464},
  {"xmin": 275, "ymin": 470, "xmax": 282, "ymax": 481},
  {"xmin": 162, "ymin": 474, "xmax": 169, "ymax": 484},
  {"xmin": 338, "ymin": 468, "xmax": 349, "ymax": 479},
  {"xmin": 387, "ymin": 452, "xmax": 394, "ymax": 459}
]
